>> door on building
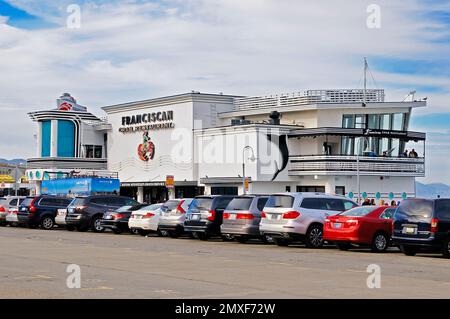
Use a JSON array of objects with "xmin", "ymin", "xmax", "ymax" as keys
[
  {"xmin": 296, "ymin": 186, "xmax": 326, "ymax": 193},
  {"xmin": 175, "ymin": 186, "xmax": 204, "ymax": 199},
  {"xmin": 335, "ymin": 186, "xmax": 346, "ymax": 195}
]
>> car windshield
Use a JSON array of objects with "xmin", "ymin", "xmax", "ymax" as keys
[
  {"xmin": 162, "ymin": 200, "xmax": 180, "ymax": 210},
  {"xmin": 138, "ymin": 204, "xmax": 162, "ymax": 211},
  {"xmin": 20, "ymin": 197, "xmax": 35, "ymax": 206},
  {"xmin": 226, "ymin": 197, "xmax": 253, "ymax": 211},
  {"xmin": 265, "ymin": 195, "xmax": 294, "ymax": 208},
  {"xmin": 190, "ymin": 198, "xmax": 213, "ymax": 210},
  {"xmin": 396, "ymin": 199, "xmax": 433, "ymax": 222},
  {"xmin": 340, "ymin": 206, "xmax": 379, "ymax": 217}
]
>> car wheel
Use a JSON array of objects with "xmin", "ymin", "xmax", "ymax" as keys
[
  {"xmin": 236, "ymin": 236, "xmax": 249, "ymax": 244},
  {"xmin": 261, "ymin": 235, "xmax": 273, "ymax": 244},
  {"xmin": 40, "ymin": 216, "xmax": 55, "ymax": 230},
  {"xmin": 275, "ymin": 238, "xmax": 290, "ymax": 247},
  {"xmin": 371, "ymin": 233, "xmax": 389, "ymax": 253},
  {"xmin": 138, "ymin": 229, "xmax": 149, "ymax": 236},
  {"xmin": 305, "ymin": 224, "xmax": 324, "ymax": 248},
  {"xmin": 91, "ymin": 217, "xmax": 104, "ymax": 233},
  {"xmin": 112, "ymin": 228, "xmax": 123, "ymax": 235},
  {"xmin": 221, "ymin": 234, "xmax": 234, "ymax": 242},
  {"xmin": 400, "ymin": 245, "xmax": 418, "ymax": 256},
  {"xmin": 442, "ymin": 238, "xmax": 450, "ymax": 259},
  {"xmin": 336, "ymin": 243, "xmax": 352, "ymax": 251},
  {"xmin": 188, "ymin": 232, "xmax": 196, "ymax": 239},
  {"xmin": 168, "ymin": 230, "xmax": 181, "ymax": 238},
  {"xmin": 197, "ymin": 232, "xmax": 209, "ymax": 241},
  {"xmin": 66, "ymin": 225, "xmax": 75, "ymax": 231},
  {"xmin": 0, "ymin": 222, "xmax": 7, "ymax": 227},
  {"xmin": 157, "ymin": 229, "xmax": 168, "ymax": 237},
  {"xmin": 129, "ymin": 228, "xmax": 140, "ymax": 235}
]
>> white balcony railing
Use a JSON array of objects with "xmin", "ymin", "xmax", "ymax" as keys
[
  {"xmin": 289, "ymin": 155, "xmax": 425, "ymax": 177},
  {"xmin": 234, "ymin": 89, "xmax": 385, "ymax": 111}
]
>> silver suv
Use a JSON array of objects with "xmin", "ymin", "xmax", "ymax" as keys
[
  {"xmin": 259, "ymin": 193, "xmax": 358, "ymax": 248},
  {"xmin": 221, "ymin": 195, "xmax": 269, "ymax": 243}
]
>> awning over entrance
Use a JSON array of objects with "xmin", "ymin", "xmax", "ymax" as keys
[{"xmin": 288, "ymin": 127, "xmax": 426, "ymax": 141}]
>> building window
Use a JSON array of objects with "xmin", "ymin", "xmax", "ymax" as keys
[
  {"xmin": 392, "ymin": 113, "xmax": 405, "ymax": 131},
  {"xmin": 342, "ymin": 115, "xmax": 355, "ymax": 128},
  {"xmin": 368, "ymin": 114, "xmax": 379, "ymax": 129},
  {"xmin": 84, "ymin": 145, "xmax": 103, "ymax": 158},
  {"xmin": 57, "ymin": 120, "xmax": 75, "ymax": 157},
  {"xmin": 211, "ymin": 187, "xmax": 238, "ymax": 195},
  {"xmin": 380, "ymin": 114, "xmax": 392, "ymax": 130},
  {"xmin": 41, "ymin": 120, "xmax": 51, "ymax": 157},
  {"xmin": 355, "ymin": 115, "xmax": 366, "ymax": 128},
  {"xmin": 296, "ymin": 186, "xmax": 325, "ymax": 193},
  {"xmin": 341, "ymin": 137, "xmax": 354, "ymax": 155}
]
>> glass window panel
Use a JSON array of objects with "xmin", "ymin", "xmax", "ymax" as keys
[
  {"xmin": 341, "ymin": 137, "xmax": 354, "ymax": 155},
  {"xmin": 379, "ymin": 138, "xmax": 390, "ymax": 155},
  {"xmin": 391, "ymin": 139, "xmax": 400, "ymax": 156},
  {"xmin": 342, "ymin": 115, "xmax": 354, "ymax": 128},
  {"xmin": 355, "ymin": 115, "xmax": 366, "ymax": 128},
  {"xmin": 368, "ymin": 114, "xmax": 379, "ymax": 129},
  {"xmin": 380, "ymin": 114, "xmax": 391, "ymax": 130},
  {"xmin": 393, "ymin": 113, "xmax": 405, "ymax": 131}
]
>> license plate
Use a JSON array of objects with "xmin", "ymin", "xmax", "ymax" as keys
[
  {"xmin": 334, "ymin": 223, "xmax": 342, "ymax": 229},
  {"xmin": 21, "ymin": 207, "xmax": 27, "ymax": 211},
  {"xmin": 403, "ymin": 227, "xmax": 417, "ymax": 234},
  {"xmin": 104, "ymin": 215, "xmax": 112, "ymax": 220},
  {"xmin": 191, "ymin": 214, "xmax": 200, "ymax": 221},
  {"xmin": 229, "ymin": 214, "xmax": 236, "ymax": 220}
]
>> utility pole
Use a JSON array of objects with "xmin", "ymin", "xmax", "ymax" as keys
[{"xmin": 363, "ymin": 57, "xmax": 368, "ymax": 107}]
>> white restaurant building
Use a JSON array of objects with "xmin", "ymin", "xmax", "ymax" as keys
[{"xmin": 27, "ymin": 89, "xmax": 426, "ymax": 203}]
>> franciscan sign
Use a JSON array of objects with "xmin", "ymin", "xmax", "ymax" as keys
[{"xmin": 119, "ymin": 111, "xmax": 175, "ymax": 133}]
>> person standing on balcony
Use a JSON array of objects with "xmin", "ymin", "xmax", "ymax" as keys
[
  {"xmin": 408, "ymin": 149, "xmax": 418, "ymax": 158},
  {"xmin": 400, "ymin": 149, "xmax": 408, "ymax": 157}
]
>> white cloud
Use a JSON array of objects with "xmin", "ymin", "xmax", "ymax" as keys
[{"xmin": 0, "ymin": 0, "xmax": 449, "ymax": 182}]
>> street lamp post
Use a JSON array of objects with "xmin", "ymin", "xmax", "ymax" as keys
[
  {"xmin": 356, "ymin": 131, "xmax": 371, "ymax": 204},
  {"xmin": 242, "ymin": 146, "xmax": 256, "ymax": 195}
]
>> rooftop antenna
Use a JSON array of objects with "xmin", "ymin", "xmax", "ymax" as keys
[{"xmin": 363, "ymin": 57, "xmax": 368, "ymax": 107}]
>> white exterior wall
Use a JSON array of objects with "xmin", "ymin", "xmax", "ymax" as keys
[
  {"xmin": 107, "ymin": 101, "xmax": 195, "ymax": 183},
  {"xmin": 80, "ymin": 122, "xmax": 106, "ymax": 158}
]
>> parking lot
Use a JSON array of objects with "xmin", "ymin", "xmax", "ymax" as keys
[{"xmin": 0, "ymin": 226, "xmax": 449, "ymax": 299}]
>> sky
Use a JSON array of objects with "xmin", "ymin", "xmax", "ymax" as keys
[{"xmin": 0, "ymin": 0, "xmax": 449, "ymax": 183}]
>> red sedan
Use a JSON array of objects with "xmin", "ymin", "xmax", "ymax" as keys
[{"xmin": 324, "ymin": 206, "xmax": 396, "ymax": 252}]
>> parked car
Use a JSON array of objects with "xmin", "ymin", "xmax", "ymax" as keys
[
  {"xmin": 324, "ymin": 206, "xmax": 396, "ymax": 252},
  {"xmin": 158, "ymin": 198, "xmax": 194, "ymax": 238},
  {"xmin": 221, "ymin": 195, "xmax": 269, "ymax": 243},
  {"xmin": 101, "ymin": 204, "xmax": 148, "ymax": 234},
  {"xmin": 392, "ymin": 198, "xmax": 450, "ymax": 258},
  {"xmin": 66, "ymin": 195, "xmax": 139, "ymax": 232},
  {"xmin": 184, "ymin": 195, "xmax": 236, "ymax": 240},
  {"xmin": 0, "ymin": 196, "xmax": 25, "ymax": 226},
  {"xmin": 17, "ymin": 195, "xmax": 72, "ymax": 230},
  {"xmin": 55, "ymin": 207, "xmax": 74, "ymax": 230},
  {"xmin": 128, "ymin": 203, "xmax": 164, "ymax": 236},
  {"xmin": 259, "ymin": 193, "xmax": 358, "ymax": 248},
  {"xmin": 6, "ymin": 200, "xmax": 25, "ymax": 227}
]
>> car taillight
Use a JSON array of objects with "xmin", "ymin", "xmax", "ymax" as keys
[
  {"xmin": 346, "ymin": 219, "xmax": 359, "ymax": 226},
  {"xmin": 0, "ymin": 206, "xmax": 5, "ymax": 212},
  {"xmin": 223, "ymin": 212, "xmax": 230, "ymax": 219},
  {"xmin": 76, "ymin": 206, "xmax": 87, "ymax": 211},
  {"xmin": 113, "ymin": 213, "xmax": 126, "ymax": 220},
  {"xmin": 142, "ymin": 212, "xmax": 155, "ymax": 219},
  {"xmin": 261, "ymin": 212, "xmax": 266, "ymax": 218},
  {"xmin": 283, "ymin": 211, "xmax": 300, "ymax": 219},
  {"xmin": 176, "ymin": 200, "xmax": 186, "ymax": 214},
  {"xmin": 237, "ymin": 213, "xmax": 254, "ymax": 220},
  {"xmin": 431, "ymin": 218, "xmax": 439, "ymax": 233},
  {"xmin": 207, "ymin": 210, "xmax": 215, "ymax": 221},
  {"xmin": 29, "ymin": 206, "xmax": 37, "ymax": 213}
]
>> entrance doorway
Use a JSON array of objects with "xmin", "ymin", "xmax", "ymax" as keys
[{"xmin": 296, "ymin": 186, "xmax": 326, "ymax": 193}]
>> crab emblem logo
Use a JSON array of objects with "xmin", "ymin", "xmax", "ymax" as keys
[{"xmin": 137, "ymin": 131, "xmax": 155, "ymax": 162}]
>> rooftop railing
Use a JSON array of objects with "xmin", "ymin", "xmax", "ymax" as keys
[{"xmin": 234, "ymin": 89, "xmax": 385, "ymax": 111}]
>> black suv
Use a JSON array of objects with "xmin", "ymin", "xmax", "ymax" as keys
[
  {"xmin": 65, "ymin": 195, "xmax": 139, "ymax": 232},
  {"xmin": 17, "ymin": 195, "xmax": 72, "ymax": 230},
  {"xmin": 183, "ymin": 195, "xmax": 235, "ymax": 240},
  {"xmin": 392, "ymin": 198, "xmax": 450, "ymax": 258}
]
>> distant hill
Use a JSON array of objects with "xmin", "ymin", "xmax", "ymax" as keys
[
  {"xmin": 0, "ymin": 158, "xmax": 27, "ymax": 165},
  {"xmin": 416, "ymin": 182, "xmax": 450, "ymax": 199}
]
